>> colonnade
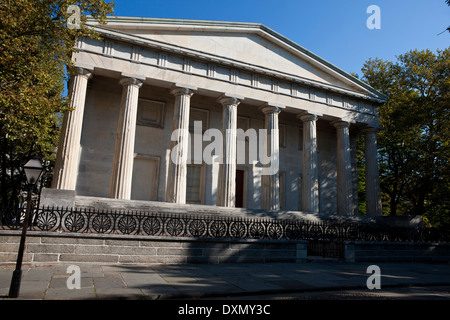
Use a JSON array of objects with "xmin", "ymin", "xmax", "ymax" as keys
[{"xmin": 52, "ymin": 68, "xmax": 382, "ymax": 216}]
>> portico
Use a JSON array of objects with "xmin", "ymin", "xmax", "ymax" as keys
[{"xmin": 49, "ymin": 17, "xmax": 384, "ymax": 217}]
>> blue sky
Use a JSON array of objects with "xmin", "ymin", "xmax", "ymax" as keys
[{"xmin": 109, "ymin": 0, "xmax": 450, "ymax": 78}]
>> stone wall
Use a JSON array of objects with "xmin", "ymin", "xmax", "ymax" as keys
[
  {"xmin": 3, "ymin": 231, "xmax": 448, "ymax": 265},
  {"xmin": 0, "ymin": 231, "xmax": 307, "ymax": 265},
  {"xmin": 344, "ymin": 241, "xmax": 450, "ymax": 263}
]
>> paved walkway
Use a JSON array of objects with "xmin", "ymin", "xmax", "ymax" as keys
[{"xmin": 1, "ymin": 261, "xmax": 449, "ymax": 300}]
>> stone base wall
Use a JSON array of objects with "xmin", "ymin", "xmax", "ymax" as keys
[
  {"xmin": 345, "ymin": 241, "xmax": 450, "ymax": 263},
  {"xmin": 3, "ymin": 231, "xmax": 449, "ymax": 265},
  {"xmin": 0, "ymin": 231, "xmax": 307, "ymax": 265}
]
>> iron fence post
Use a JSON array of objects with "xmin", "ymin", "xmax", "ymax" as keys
[{"xmin": 8, "ymin": 184, "xmax": 33, "ymax": 298}]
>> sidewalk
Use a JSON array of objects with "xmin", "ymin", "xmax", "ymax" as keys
[{"xmin": 1, "ymin": 261, "xmax": 450, "ymax": 300}]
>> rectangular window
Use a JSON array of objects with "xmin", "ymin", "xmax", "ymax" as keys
[
  {"xmin": 186, "ymin": 164, "xmax": 204, "ymax": 204},
  {"xmin": 189, "ymin": 107, "xmax": 209, "ymax": 133},
  {"xmin": 237, "ymin": 116, "xmax": 250, "ymax": 141},
  {"xmin": 137, "ymin": 99, "xmax": 165, "ymax": 128},
  {"xmin": 131, "ymin": 155, "xmax": 160, "ymax": 201}
]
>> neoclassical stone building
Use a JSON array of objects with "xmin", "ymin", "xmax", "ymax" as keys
[{"xmin": 48, "ymin": 16, "xmax": 384, "ymax": 217}]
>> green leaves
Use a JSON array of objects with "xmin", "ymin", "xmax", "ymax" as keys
[
  {"xmin": 0, "ymin": 0, "xmax": 114, "ymax": 210},
  {"xmin": 361, "ymin": 48, "xmax": 450, "ymax": 227}
]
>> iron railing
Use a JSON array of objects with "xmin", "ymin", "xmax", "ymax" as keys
[{"xmin": 1, "ymin": 206, "xmax": 449, "ymax": 244}]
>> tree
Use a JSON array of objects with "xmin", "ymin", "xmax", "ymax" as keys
[
  {"xmin": 0, "ymin": 0, "xmax": 114, "ymax": 214},
  {"xmin": 361, "ymin": 49, "xmax": 450, "ymax": 228},
  {"xmin": 445, "ymin": 0, "xmax": 450, "ymax": 34}
]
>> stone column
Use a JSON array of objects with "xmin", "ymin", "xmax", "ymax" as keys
[
  {"xmin": 332, "ymin": 120, "xmax": 353, "ymax": 215},
  {"xmin": 364, "ymin": 127, "xmax": 382, "ymax": 216},
  {"xmin": 216, "ymin": 96, "xmax": 240, "ymax": 207},
  {"xmin": 350, "ymin": 132, "xmax": 359, "ymax": 215},
  {"xmin": 298, "ymin": 112, "xmax": 320, "ymax": 214},
  {"xmin": 52, "ymin": 67, "xmax": 92, "ymax": 190},
  {"xmin": 165, "ymin": 86, "xmax": 195, "ymax": 204},
  {"xmin": 261, "ymin": 105, "xmax": 281, "ymax": 211},
  {"xmin": 109, "ymin": 77, "xmax": 143, "ymax": 200}
]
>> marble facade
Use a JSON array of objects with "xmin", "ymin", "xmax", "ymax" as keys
[{"xmin": 50, "ymin": 17, "xmax": 384, "ymax": 216}]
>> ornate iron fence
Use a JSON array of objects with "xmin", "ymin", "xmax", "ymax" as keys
[{"xmin": 1, "ymin": 206, "xmax": 449, "ymax": 245}]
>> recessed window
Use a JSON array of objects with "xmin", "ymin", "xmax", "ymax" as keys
[
  {"xmin": 237, "ymin": 116, "xmax": 250, "ymax": 141},
  {"xmin": 137, "ymin": 99, "xmax": 165, "ymax": 128},
  {"xmin": 186, "ymin": 164, "xmax": 205, "ymax": 204},
  {"xmin": 189, "ymin": 107, "xmax": 209, "ymax": 133},
  {"xmin": 131, "ymin": 155, "xmax": 160, "ymax": 201}
]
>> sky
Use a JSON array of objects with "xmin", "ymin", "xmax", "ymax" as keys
[{"xmin": 109, "ymin": 0, "xmax": 450, "ymax": 78}]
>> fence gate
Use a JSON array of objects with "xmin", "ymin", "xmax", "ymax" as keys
[
  {"xmin": 306, "ymin": 223, "xmax": 344, "ymax": 260},
  {"xmin": 307, "ymin": 239, "xmax": 344, "ymax": 259}
]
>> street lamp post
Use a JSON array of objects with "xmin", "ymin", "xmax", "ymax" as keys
[{"xmin": 8, "ymin": 159, "xmax": 44, "ymax": 298}]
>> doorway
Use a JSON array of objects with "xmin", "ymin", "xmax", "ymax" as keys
[{"xmin": 235, "ymin": 169, "xmax": 245, "ymax": 208}]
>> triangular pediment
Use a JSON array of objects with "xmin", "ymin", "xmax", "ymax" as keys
[{"xmin": 88, "ymin": 17, "xmax": 385, "ymax": 102}]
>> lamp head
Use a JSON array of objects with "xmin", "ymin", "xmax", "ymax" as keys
[{"xmin": 23, "ymin": 159, "xmax": 43, "ymax": 185}]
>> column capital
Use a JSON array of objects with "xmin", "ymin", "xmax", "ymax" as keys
[
  {"xmin": 170, "ymin": 86, "xmax": 195, "ymax": 97},
  {"xmin": 119, "ymin": 77, "xmax": 143, "ymax": 88},
  {"xmin": 217, "ymin": 95, "xmax": 241, "ymax": 107},
  {"xmin": 297, "ymin": 111, "xmax": 320, "ymax": 122},
  {"xmin": 72, "ymin": 67, "xmax": 93, "ymax": 79},
  {"xmin": 331, "ymin": 119, "xmax": 350, "ymax": 129},
  {"xmin": 260, "ymin": 104, "xmax": 283, "ymax": 115}
]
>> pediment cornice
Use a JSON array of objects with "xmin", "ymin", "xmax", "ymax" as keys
[{"xmin": 85, "ymin": 17, "xmax": 386, "ymax": 104}]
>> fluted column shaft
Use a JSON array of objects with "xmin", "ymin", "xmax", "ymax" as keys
[
  {"xmin": 109, "ymin": 77, "xmax": 143, "ymax": 199},
  {"xmin": 52, "ymin": 67, "xmax": 92, "ymax": 190},
  {"xmin": 216, "ymin": 96, "xmax": 240, "ymax": 207},
  {"xmin": 332, "ymin": 120, "xmax": 353, "ymax": 215},
  {"xmin": 364, "ymin": 127, "xmax": 382, "ymax": 216},
  {"xmin": 299, "ymin": 113, "xmax": 320, "ymax": 214},
  {"xmin": 261, "ymin": 106, "xmax": 281, "ymax": 211},
  {"xmin": 165, "ymin": 87, "xmax": 194, "ymax": 204}
]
